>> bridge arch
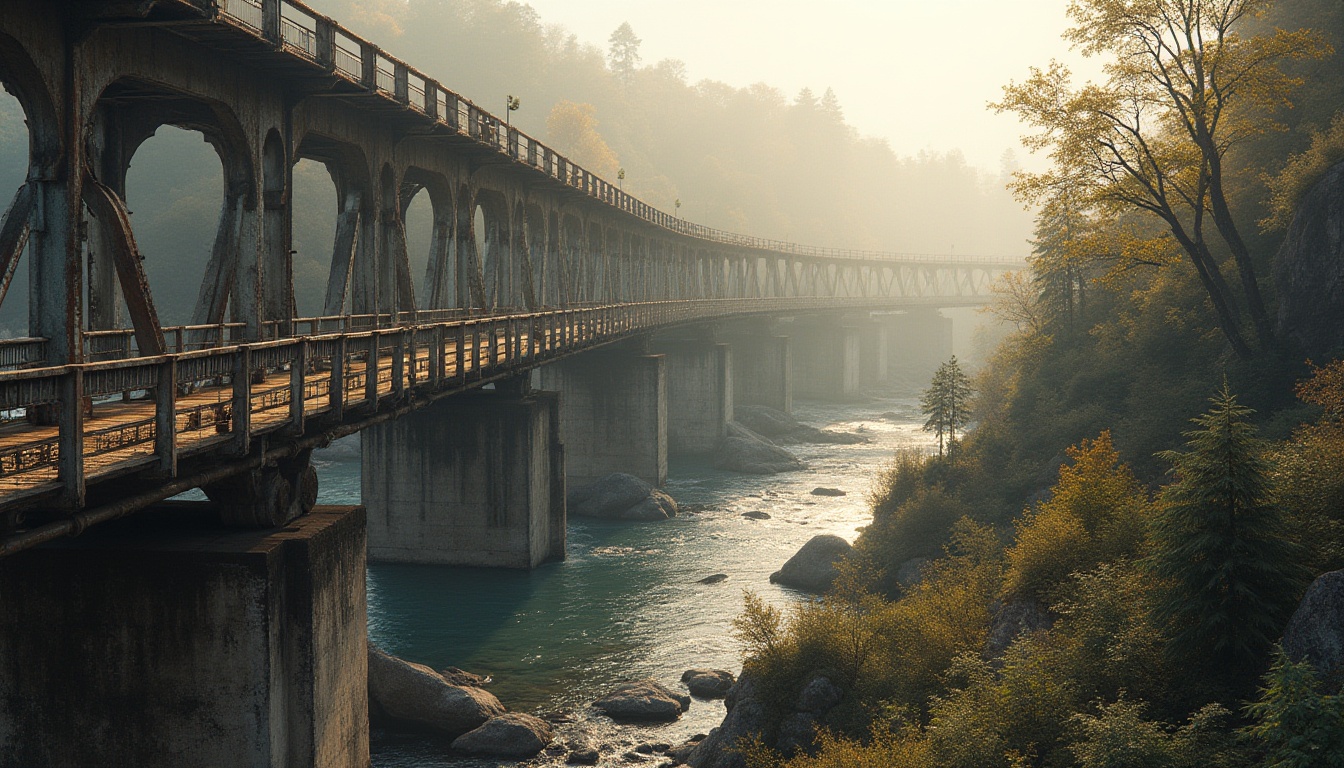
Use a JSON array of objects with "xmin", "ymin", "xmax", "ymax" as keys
[
  {"xmin": 401, "ymin": 167, "xmax": 454, "ymax": 311},
  {"xmin": 472, "ymin": 188, "xmax": 510, "ymax": 310},
  {"xmin": 294, "ymin": 132, "xmax": 372, "ymax": 317}
]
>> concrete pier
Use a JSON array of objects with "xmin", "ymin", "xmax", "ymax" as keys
[
  {"xmin": 361, "ymin": 391, "xmax": 565, "ymax": 568},
  {"xmin": 858, "ymin": 320, "xmax": 890, "ymax": 388},
  {"xmin": 0, "ymin": 505, "xmax": 369, "ymax": 768},
  {"xmin": 790, "ymin": 319, "xmax": 860, "ymax": 400},
  {"xmin": 729, "ymin": 333, "xmax": 792, "ymax": 414},
  {"xmin": 886, "ymin": 310, "xmax": 953, "ymax": 385},
  {"xmin": 655, "ymin": 339, "xmax": 733, "ymax": 455},
  {"xmin": 536, "ymin": 350, "xmax": 668, "ymax": 488}
]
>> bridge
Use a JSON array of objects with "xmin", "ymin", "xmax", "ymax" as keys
[{"xmin": 0, "ymin": 1, "xmax": 1016, "ymax": 765}]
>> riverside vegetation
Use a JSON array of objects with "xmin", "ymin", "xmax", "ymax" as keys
[{"xmin": 720, "ymin": 1, "xmax": 1344, "ymax": 766}]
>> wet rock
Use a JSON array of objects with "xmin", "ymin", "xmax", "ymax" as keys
[
  {"xmin": 698, "ymin": 574, "xmax": 729, "ymax": 585},
  {"xmin": 593, "ymin": 680, "xmax": 691, "ymax": 722},
  {"xmin": 714, "ymin": 423, "xmax": 804, "ymax": 475},
  {"xmin": 367, "ymin": 645, "xmax": 505, "ymax": 736},
  {"xmin": 569, "ymin": 473, "xmax": 677, "ymax": 521},
  {"xmin": 450, "ymin": 713, "xmax": 553, "ymax": 759},
  {"xmin": 769, "ymin": 535, "xmax": 853, "ymax": 593},
  {"xmin": 682, "ymin": 668, "xmax": 736, "ymax": 698},
  {"xmin": 686, "ymin": 673, "xmax": 766, "ymax": 768},
  {"xmin": 741, "ymin": 511, "xmax": 771, "ymax": 520},
  {"xmin": 810, "ymin": 487, "xmax": 846, "ymax": 497},
  {"xmin": 1284, "ymin": 569, "xmax": 1344, "ymax": 687},
  {"xmin": 438, "ymin": 666, "xmax": 491, "ymax": 687},
  {"xmin": 669, "ymin": 734, "xmax": 706, "ymax": 764}
]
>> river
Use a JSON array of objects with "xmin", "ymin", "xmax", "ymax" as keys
[{"xmin": 311, "ymin": 391, "xmax": 934, "ymax": 767}]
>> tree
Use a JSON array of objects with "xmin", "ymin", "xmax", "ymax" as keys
[
  {"xmin": 607, "ymin": 22, "xmax": 641, "ymax": 82},
  {"xmin": 994, "ymin": 0, "xmax": 1331, "ymax": 357},
  {"xmin": 1146, "ymin": 384, "xmax": 1310, "ymax": 686},
  {"xmin": 1244, "ymin": 650, "xmax": 1344, "ymax": 768},
  {"xmin": 921, "ymin": 356, "xmax": 974, "ymax": 458},
  {"xmin": 545, "ymin": 100, "xmax": 621, "ymax": 178}
]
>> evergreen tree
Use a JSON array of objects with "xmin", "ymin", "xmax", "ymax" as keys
[
  {"xmin": 607, "ymin": 22, "xmax": 641, "ymax": 82},
  {"xmin": 1146, "ymin": 385, "xmax": 1311, "ymax": 687},
  {"xmin": 921, "ymin": 356, "xmax": 974, "ymax": 458}
]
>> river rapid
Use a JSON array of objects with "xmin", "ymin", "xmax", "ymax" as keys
[{"xmin": 311, "ymin": 391, "xmax": 935, "ymax": 767}]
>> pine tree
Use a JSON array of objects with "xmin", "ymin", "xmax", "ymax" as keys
[
  {"xmin": 607, "ymin": 22, "xmax": 641, "ymax": 82},
  {"xmin": 1147, "ymin": 385, "xmax": 1311, "ymax": 687},
  {"xmin": 921, "ymin": 356, "xmax": 973, "ymax": 459}
]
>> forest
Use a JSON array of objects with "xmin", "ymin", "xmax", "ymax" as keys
[{"xmin": 721, "ymin": 0, "xmax": 1344, "ymax": 766}]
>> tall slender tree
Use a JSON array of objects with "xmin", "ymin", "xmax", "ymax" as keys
[
  {"xmin": 921, "ymin": 356, "xmax": 974, "ymax": 458},
  {"xmin": 1147, "ymin": 384, "xmax": 1310, "ymax": 687}
]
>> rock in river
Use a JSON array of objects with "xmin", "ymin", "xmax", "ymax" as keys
[
  {"xmin": 810, "ymin": 487, "xmax": 846, "ymax": 497},
  {"xmin": 698, "ymin": 573, "xmax": 729, "ymax": 585},
  {"xmin": 593, "ymin": 680, "xmax": 690, "ymax": 721},
  {"xmin": 568, "ymin": 473, "xmax": 677, "ymax": 521},
  {"xmin": 682, "ymin": 669, "xmax": 736, "ymax": 698},
  {"xmin": 451, "ymin": 713, "xmax": 553, "ymax": 759},
  {"xmin": 769, "ymin": 535, "xmax": 853, "ymax": 593},
  {"xmin": 368, "ymin": 645, "xmax": 505, "ymax": 736},
  {"xmin": 714, "ymin": 423, "xmax": 804, "ymax": 475}
]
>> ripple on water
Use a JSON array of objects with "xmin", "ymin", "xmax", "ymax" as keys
[{"xmin": 312, "ymin": 393, "xmax": 934, "ymax": 767}]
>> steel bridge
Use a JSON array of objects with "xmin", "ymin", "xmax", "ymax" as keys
[{"xmin": 0, "ymin": 0, "xmax": 1018, "ymax": 556}]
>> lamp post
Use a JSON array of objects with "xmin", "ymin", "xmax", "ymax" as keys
[
  {"xmin": 505, "ymin": 94, "xmax": 520, "ymax": 127},
  {"xmin": 674, "ymin": 198, "xmax": 681, "ymax": 218},
  {"xmin": 618, "ymin": 167, "xmax": 625, "ymax": 192}
]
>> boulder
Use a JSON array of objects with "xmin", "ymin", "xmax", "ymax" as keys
[
  {"xmin": 438, "ymin": 666, "xmax": 491, "ymax": 687},
  {"xmin": 984, "ymin": 599, "xmax": 1053, "ymax": 659},
  {"xmin": 568, "ymin": 473, "xmax": 677, "ymax": 521},
  {"xmin": 669, "ymin": 735, "xmax": 707, "ymax": 764},
  {"xmin": 1274, "ymin": 159, "xmax": 1344, "ymax": 359},
  {"xmin": 592, "ymin": 680, "xmax": 690, "ymax": 722},
  {"xmin": 775, "ymin": 712, "xmax": 819, "ymax": 757},
  {"xmin": 1283, "ymin": 569, "xmax": 1344, "ymax": 686},
  {"xmin": 698, "ymin": 574, "xmax": 729, "ymax": 585},
  {"xmin": 450, "ymin": 713, "xmax": 553, "ymax": 759},
  {"xmin": 682, "ymin": 668, "xmax": 736, "ymax": 698},
  {"xmin": 567, "ymin": 746, "xmax": 600, "ymax": 765},
  {"xmin": 810, "ymin": 487, "xmax": 846, "ymax": 497},
  {"xmin": 741, "ymin": 511, "xmax": 771, "ymax": 520},
  {"xmin": 714, "ymin": 423, "xmax": 804, "ymax": 475},
  {"xmin": 795, "ymin": 675, "xmax": 842, "ymax": 714},
  {"xmin": 367, "ymin": 645, "xmax": 505, "ymax": 736},
  {"xmin": 734, "ymin": 405, "xmax": 866, "ymax": 445},
  {"xmin": 686, "ymin": 673, "xmax": 767, "ymax": 768},
  {"xmin": 769, "ymin": 535, "xmax": 853, "ymax": 593}
]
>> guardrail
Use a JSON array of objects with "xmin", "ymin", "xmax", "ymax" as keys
[{"xmin": 207, "ymin": 0, "xmax": 1024, "ymax": 268}]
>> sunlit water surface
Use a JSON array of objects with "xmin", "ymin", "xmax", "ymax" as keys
[{"xmin": 312, "ymin": 393, "xmax": 933, "ymax": 767}]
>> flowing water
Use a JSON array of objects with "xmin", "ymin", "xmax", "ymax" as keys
[{"xmin": 312, "ymin": 391, "xmax": 934, "ymax": 767}]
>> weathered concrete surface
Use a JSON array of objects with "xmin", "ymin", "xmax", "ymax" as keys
[
  {"xmin": 362, "ymin": 391, "xmax": 565, "ymax": 568},
  {"xmin": 655, "ymin": 339, "xmax": 733, "ymax": 456},
  {"xmin": 0, "ymin": 505, "xmax": 369, "ymax": 768},
  {"xmin": 730, "ymin": 334, "xmax": 793, "ymax": 414},
  {"xmin": 789, "ymin": 319, "xmax": 860, "ymax": 400},
  {"xmin": 537, "ymin": 350, "xmax": 668, "ymax": 488}
]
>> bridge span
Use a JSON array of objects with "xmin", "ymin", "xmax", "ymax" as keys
[{"xmin": 0, "ymin": 1, "xmax": 1017, "ymax": 765}]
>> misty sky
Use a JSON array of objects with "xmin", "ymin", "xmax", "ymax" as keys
[{"xmin": 523, "ymin": 0, "xmax": 1104, "ymax": 172}]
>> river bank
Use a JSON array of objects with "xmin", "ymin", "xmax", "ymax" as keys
[{"xmin": 311, "ymin": 393, "xmax": 934, "ymax": 767}]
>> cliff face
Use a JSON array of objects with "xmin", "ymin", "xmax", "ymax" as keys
[{"xmin": 1275, "ymin": 160, "xmax": 1344, "ymax": 359}]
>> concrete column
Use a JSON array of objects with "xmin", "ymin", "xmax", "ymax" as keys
[
  {"xmin": 0, "ymin": 505, "xmax": 369, "ymax": 768},
  {"xmin": 361, "ymin": 390, "xmax": 565, "ymax": 568},
  {"xmin": 858, "ymin": 320, "xmax": 890, "ymax": 388},
  {"xmin": 732, "ymin": 334, "xmax": 792, "ymax": 414},
  {"xmin": 655, "ymin": 340, "xmax": 732, "ymax": 455},
  {"xmin": 790, "ymin": 320, "xmax": 860, "ymax": 400},
  {"xmin": 536, "ymin": 350, "xmax": 667, "ymax": 488},
  {"xmin": 886, "ymin": 310, "xmax": 953, "ymax": 386}
]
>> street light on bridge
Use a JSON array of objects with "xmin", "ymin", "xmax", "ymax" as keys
[{"xmin": 505, "ymin": 94, "xmax": 521, "ymax": 127}]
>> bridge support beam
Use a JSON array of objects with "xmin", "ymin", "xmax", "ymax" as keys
[
  {"xmin": 885, "ymin": 310, "xmax": 953, "ymax": 386},
  {"xmin": 653, "ymin": 338, "xmax": 732, "ymax": 456},
  {"xmin": 536, "ymin": 349, "xmax": 667, "ymax": 488},
  {"xmin": 361, "ymin": 390, "xmax": 565, "ymax": 568},
  {"xmin": 858, "ymin": 319, "xmax": 890, "ymax": 388},
  {"xmin": 789, "ymin": 318, "xmax": 861, "ymax": 401},
  {"xmin": 0, "ymin": 505, "xmax": 369, "ymax": 768}
]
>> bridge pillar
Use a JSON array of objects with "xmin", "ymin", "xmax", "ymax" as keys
[
  {"xmin": 789, "ymin": 318, "xmax": 861, "ymax": 400},
  {"xmin": 361, "ymin": 390, "xmax": 565, "ymax": 568},
  {"xmin": 729, "ymin": 334, "xmax": 792, "ymax": 414},
  {"xmin": 653, "ymin": 338, "xmax": 732, "ymax": 456},
  {"xmin": 858, "ymin": 319, "xmax": 890, "ymax": 388},
  {"xmin": 886, "ymin": 309, "xmax": 953, "ymax": 386},
  {"xmin": 0, "ymin": 505, "xmax": 369, "ymax": 768},
  {"xmin": 536, "ymin": 349, "xmax": 667, "ymax": 488}
]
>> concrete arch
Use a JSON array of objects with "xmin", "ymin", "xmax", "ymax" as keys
[
  {"xmin": 401, "ymin": 167, "xmax": 454, "ymax": 310},
  {"xmin": 296, "ymin": 132, "xmax": 372, "ymax": 316}
]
